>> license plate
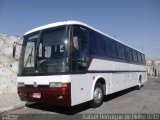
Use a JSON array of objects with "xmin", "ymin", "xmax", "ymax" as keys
[{"xmin": 32, "ymin": 93, "xmax": 41, "ymax": 98}]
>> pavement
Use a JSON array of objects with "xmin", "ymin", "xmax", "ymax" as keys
[{"xmin": 0, "ymin": 92, "xmax": 25, "ymax": 113}]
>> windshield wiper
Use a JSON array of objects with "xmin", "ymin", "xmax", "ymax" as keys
[{"xmin": 24, "ymin": 47, "xmax": 33, "ymax": 68}]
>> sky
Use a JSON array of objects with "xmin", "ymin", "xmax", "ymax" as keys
[{"xmin": 0, "ymin": 0, "xmax": 160, "ymax": 60}]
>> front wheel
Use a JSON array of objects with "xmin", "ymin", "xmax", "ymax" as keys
[{"xmin": 90, "ymin": 82, "xmax": 104, "ymax": 108}]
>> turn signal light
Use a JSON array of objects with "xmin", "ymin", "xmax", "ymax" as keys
[
  {"xmin": 49, "ymin": 82, "xmax": 69, "ymax": 88},
  {"xmin": 62, "ymin": 83, "xmax": 69, "ymax": 88}
]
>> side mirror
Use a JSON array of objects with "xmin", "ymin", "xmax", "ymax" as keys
[
  {"xmin": 73, "ymin": 36, "xmax": 79, "ymax": 51},
  {"xmin": 12, "ymin": 42, "xmax": 16, "ymax": 58}
]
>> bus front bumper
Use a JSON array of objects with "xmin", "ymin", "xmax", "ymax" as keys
[{"xmin": 17, "ymin": 85, "xmax": 71, "ymax": 107}]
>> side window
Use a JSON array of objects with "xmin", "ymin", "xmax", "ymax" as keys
[
  {"xmin": 97, "ymin": 34, "xmax": 105, "ymax": 56},
  {"xmin": 90, "ymin": 31, "xmax": 105, "ymax": 56},
  {"xmin": 128, "ymin": 48, "xmax": 133, "ymax": 62},
  {"xmin": 90, "ymin": 31, "xmax": 97, "ymax": 54},
  {"xmin": 117, "ymin": 43, "xmax": 126, "ymax": 60},
  {"xmin": 137, "ymin": 52, "xmax": 142, "ymax": 64},
  {"xmin": 104, "ymin": 37, "xmax": 109, "ymax": 57},
  {"xmin": 71, "ymin": 26, "xmax": 89, "ymax": 72},
  {"xmin": 141, "ymin": 54, "xmax": 145, "ymax": 65},
  {"xmin": 132, "ymin": 50, "xmax": 138, "ymax": 63},
  {"xmin": 106, "ymin": 38, "xmax": 117, "ymax": 58}
]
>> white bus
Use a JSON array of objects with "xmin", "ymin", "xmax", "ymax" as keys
[{"xmin": 17, "ymin": 21, "xmax": 147, "ymax": 108}]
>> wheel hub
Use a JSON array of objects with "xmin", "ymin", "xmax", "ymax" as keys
[{"xmin": 94, "ymin": 87, "xmax": 102, "ymax": 103}]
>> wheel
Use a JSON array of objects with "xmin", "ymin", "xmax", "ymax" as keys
[
  {"xmin": 91, "ymin": 82, "xmax": 104, "ymax": 108},
  {"xmin": 136, "ymin": 78, "xmax": 142, "ymax": 90},
  {"xmin": 25, "ymin": 102, "xmax": 33, "ymax": 107}
]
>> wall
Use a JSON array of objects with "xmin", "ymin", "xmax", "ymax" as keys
[
  {"xmin": 146, "ymin": 60, "xmax": 160, "ymax": 77},
  {"xmin": 0, "ymin": 33, "xmax": 22, "ymax": 94}
]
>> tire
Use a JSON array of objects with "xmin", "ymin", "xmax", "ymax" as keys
[
  {"xmin": 91, "ymin": 82, "xmax": 104, "ymax": 108},
  {"xmin": 136, "ymin": 78, "xmax": 142, "ymax": 90},
  {"xmin": 25, "ymin": 102, "xmax": 33, "ymax": 107}
]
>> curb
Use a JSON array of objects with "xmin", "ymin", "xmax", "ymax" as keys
[{"xmin": 0, "ymin": 105, "xmax": 25, "ymax": 113}]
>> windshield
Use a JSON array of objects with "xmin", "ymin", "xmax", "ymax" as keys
[{"xmin": 19, "ymin": 26, "xmax": 69, "ymax": 75}]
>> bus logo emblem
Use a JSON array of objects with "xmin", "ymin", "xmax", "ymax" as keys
[{"xmin": 33, "ymin": 82, "xmax": 38, "ymax": 87}]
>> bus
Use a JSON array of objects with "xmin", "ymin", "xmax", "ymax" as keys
[{"xmin": 16, "ymin": 21, "xmax": 147, "ymax": 108}]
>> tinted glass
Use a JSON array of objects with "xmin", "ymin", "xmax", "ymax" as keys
[
  {"xmin": 141, "ymin": 54, "xmax": 145, "ymax": 64},
  {"xmin": 128, "ymin": 48, "xmax": 133, "ymax": 62},
  {"xmin": 72, "ymin": 26, "xmax": 89, "ymax": 72},
  {"xmin": 97, "ymin": 34, "xmax": 105, "ymax": 55},
  {"xmin": 90, "ymin": 31, "xmax": 105, "ymax": 56},
  {"xmin": 137, "ymin": 52, "xmax": 142, "ymax": 64},
  {"xmin": 117, "ymin": 43, "xmax": 126, "ymax": 60},
  {"xmin": 132, "ymin": 50, "xmax": 138, "ymax": 62},
  {"xmin": 106, "ymin": 38, "xmax": 117, "ymax": 58},
  {"xmin": 90, "ymin": 31, "xmax": 97, "ymax": 54}
]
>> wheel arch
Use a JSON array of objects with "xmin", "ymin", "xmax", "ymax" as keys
[
  {"xmin": 138, "ymin": 73, "xmax": 142, "ymax": 84},
  {"xmin": 91, "ymin": 75, "xmax": 106, "ymax": 99}
]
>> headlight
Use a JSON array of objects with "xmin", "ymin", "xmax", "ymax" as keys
[
  {"xmin": 18, "ymin": 82, "xmax": 25, "ymax": 87},
  {"xmin": 49, "ymin": 82, "xmax": 68, "ymax": 88}
]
